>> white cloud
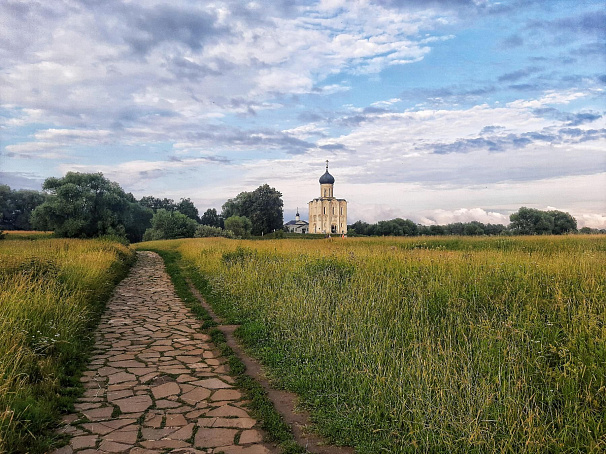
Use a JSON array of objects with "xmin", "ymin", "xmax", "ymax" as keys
[
  {"xmin": 4, "ymin": 141, "xmax": 72, "ymax": 159},
  {"xmin": 419, "ymin": 208, "xmax": 510, "ymax": 225},
  {"xmin": 578, "ymin": 214, "xmax": 606, "ymax": 229},
  {"xmin": 506, "ymin": 90, "xmax": 587, "ymax": 109},
  {"xmin": 371, "ymin": 98, "xmax": 402, "ymax": 108},
  {"xmin": 58, "ymin": 158, "xmax": 215, "ymax": 186},
  {"xmin": 34, "ymin": 129, "xmax": 112, "ymax": 141},
  {"xmin": 0, "ymin": 0, "xmax": 452, "ymax": 132},
  {"xmin": 282, "ymin": 123, "xmax": 328, "ymax": 140},
  {"xmin": 318, "ymin": 83, "xmax": 351, "ymax": 94}
]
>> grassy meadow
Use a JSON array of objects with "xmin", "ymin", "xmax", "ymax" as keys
[
  {"xmin": 0, "ymin": 238, "xmax": 134, "ymax": 453},
  {"xmin": 141, "ymin": 235, "xmax": 606, "ymax": 453},
  {"xmin": 1, "ymin": 230, "xmax": 54, "ymax": 240}
]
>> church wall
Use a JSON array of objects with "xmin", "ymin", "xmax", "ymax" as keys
[{"xmin": 308, "ymin": 198, "xmax": 347, "ymax": 234}]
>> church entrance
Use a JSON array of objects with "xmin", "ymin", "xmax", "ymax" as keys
[{"xmin": 331, "ymin": 225, "xmax": 337, "ymax": 234}]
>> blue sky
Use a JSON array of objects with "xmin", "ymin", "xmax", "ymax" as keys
[{"xmin": 1, "ymin": 0, "xmax": 604, "ymax": 227}]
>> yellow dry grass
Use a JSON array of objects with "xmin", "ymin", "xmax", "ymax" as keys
[{"xmin": 0, "ymin": 238, "xmax": 134, "ymax": 452}]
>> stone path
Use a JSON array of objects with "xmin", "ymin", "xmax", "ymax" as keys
[{"xmin": 52, "ymin": 251, "xmax": 274, "ymax": 454}]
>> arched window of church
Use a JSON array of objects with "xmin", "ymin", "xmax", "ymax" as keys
[
  {"xmin": 340, "ymin": 207, "xmax": 343, "ymax": 215},
  {"xmin": 323, "ymin": 207, "xmax": 326, "ymax": 214},
  {"xmin": 333, "ymin": 207, "xmax": 335, "ymax": 215}
]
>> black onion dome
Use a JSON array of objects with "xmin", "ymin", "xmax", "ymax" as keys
[{"xmin": 319, "ymin": 170, "xmax": 335, "ymax": 184}]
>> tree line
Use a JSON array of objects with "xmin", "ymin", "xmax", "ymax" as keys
[
  {"xmin": 1, "ymin": 172, "xmax": 602, "ymax": 241},
  {"xmin": 349, "ymin": 218, "xmax": 507, "ymax": 236},
  {"xmin": 0, "ymin": 172, "xmax": 284, "ymax": 242},
  {"xmin": 348, "ymin": 207, "xmax": 602, "ymax": 237}
]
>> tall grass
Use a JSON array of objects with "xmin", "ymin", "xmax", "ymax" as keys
[
  {"xmin": 0, "ymin": 239, "xmax": 134, "ymax": 453},
  {"xmin": 144, "ymin": 235, "xmax": 606, "ymax": 453},
  {"xmin": 1, "ymin": 230, "xmax": 54, "ymax": 240}
]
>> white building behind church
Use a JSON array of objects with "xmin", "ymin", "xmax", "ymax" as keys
[{"xmin": 284, "ymin": 209, "xmax": 309, "ymax": 234}]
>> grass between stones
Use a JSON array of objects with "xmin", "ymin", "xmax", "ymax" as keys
[
  {"xmin": 140, "ymin": 245, "xmax": 304, "ymax": 454},
  {"xmin": 0, "ymin": 238, "xmax": 135, "ymax": 453}
]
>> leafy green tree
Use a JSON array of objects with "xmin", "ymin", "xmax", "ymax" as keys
[
  {"xmin": 464, "ymin": 221, "xmax": 484, "ymax": 236},
  {"xmin": 222, "ymin": 184, "xmax": 283, "ymax": 236},
  {"xmin": 143, "ymin": 209, "xmax": 198, "ymax": 241},
  {"xmin": 483, "ymin": 223, "xmax": 507, "ymax": 235},
  {"xmin": 139, "ymin": 196, "xmax": 176, "ymax": 212},
  {"xmin": 349, "ymin": 220, "xmax": 372, "ymax": 236},
  {"xmin": 510, "ymin": 207, "xmax": 545, "ymax": 234},
  {"xmin": 428, "ymin": 225, "xmax": 445, "ymax": 235},
  {"xmin": 122, "ymin": 202, "xmax": 153, "ymax": 243},
  {"xmin": 221, "ymin": 192, "xmax": 250, "ymax": 219},
  {"xmin": 247, "ymin": 184, "xmax": 283, "ymax": 235},
  {"xmin": 444, "ymin": 222, "xmax": 465, "ymax": 235},
  {"xmin": 176, "ymin": 198, "xmax": 199, "ymax": 221},
  {"xmin": 393, "ymin": 218, "xmax": 418, "ymax": 236},
  {"xmin": 224, "ymin": 215, "xmax": 252, "ymax": 238},
  {"xmin": 194, "ymin": 224, "xmax": 235, "ymax": 238},
  {"xmin": 200, "ymin": 208, "xmax": 223, "ymax": 228},
  {"xmin": 0, "ymin": 185, "xmax": 11, "ymax": 228},
  {"xmin": 549, "ymin": 210, "xmax": 577, "ymax": 234},
  {"xmin": 0, "ymin": 185, "xmax": 47, "ymax": 230},
  {"xmin": 509, "ymin": 207, "xmax": 575, "ymax": 235},
  {"xmin": 31, "ymin": 173, "xmax": 130, "ymax": 238}
]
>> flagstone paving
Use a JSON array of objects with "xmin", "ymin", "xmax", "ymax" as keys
[{"xmin": 52, "ymin": 251, "xmax": 274, "ymax": 454}]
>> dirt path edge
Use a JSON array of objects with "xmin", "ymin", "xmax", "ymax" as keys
[{"xmin": 186, "ymin": 278, "xmax": 355, "ymax": 454}]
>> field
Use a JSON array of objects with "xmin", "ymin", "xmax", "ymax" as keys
[
  {"xmin": 140, "ymin": 235, "xmax": 606, "ymax": 453},
  {"xmin": 0, "ymin": 238, "xmax": 134, "ymax": 453},
  {"xmin": 1, "ymin": 230, "xmax": 54, "ymax": 240}
]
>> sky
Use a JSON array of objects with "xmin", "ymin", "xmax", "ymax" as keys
[{"xmin": 1, "ymin": 0, "xmax": 605, "ymax": 228}]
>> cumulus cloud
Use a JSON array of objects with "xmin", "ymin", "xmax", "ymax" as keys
[
  {"xmin": 578, "ymin": 214, "xmax": 606, "ymax": 229},
  {"xmin": 0, "ymin": 0, "xmax": 452, "ymax": 130},
  {"xmin": 418, "ymin": 208, "xmax": 510, "ymax": 225}
]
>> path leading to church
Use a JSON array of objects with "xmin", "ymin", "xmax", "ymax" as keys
[{"xmin": 52, "ymin": 251, "xmax": 274, "ymax": 454}]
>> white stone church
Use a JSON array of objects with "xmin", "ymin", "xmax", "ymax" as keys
[{"xmin": 284, "ymin": 161, "xmax": 348, "ymax": 234}]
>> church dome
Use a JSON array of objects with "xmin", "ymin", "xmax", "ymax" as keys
[{"xmin": 319, "ymin": 170, "xmax": 335, "ymax": 184}]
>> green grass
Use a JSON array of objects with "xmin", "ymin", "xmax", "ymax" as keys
[
  {"xmin": 141, "ymin": 235, "xmax": 606, "ymax": 453},
  {"xmin": 0, "ymin": 238, "xmax": 135, "ymax": 453},
  {"xmin": 1, "ymin": 230, "xmax": 54, "ymax": 241}
]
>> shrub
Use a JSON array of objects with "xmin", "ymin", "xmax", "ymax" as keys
[
  {"xmin": 143, "ymin": 209, "xmax": 197, "ymax": 241},
  {"xmin": 195, "ymin": 224, "xmax": 235, "ymax": 238},
  {"xmin": 224, "ymin": 216, "xmax": 252, "ymax": 238}
]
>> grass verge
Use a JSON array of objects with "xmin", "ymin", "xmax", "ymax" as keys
[
  {"xmin": 156, "ymin": 236, "xmax": 606, "ymax": 454},
  {"xmin": 0, "ymin": 238, "xmax": 135, "ymax": 453}
]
